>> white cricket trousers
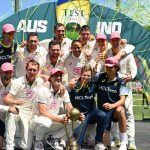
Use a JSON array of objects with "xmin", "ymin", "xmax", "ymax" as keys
[
  {"xmin": 5, "ymin": 110, "xmax": 33, "ymax": 150},
  {"xmin": 30, "ymin": 115, "xmax": 80, "ymax": 140},
  {"xmin": 125, "ymin": 90, "xmax": 135, "ymax": 142},
  {"xmin": 111, "ymin": 90, "xmax": 135, "ymax": 142}
]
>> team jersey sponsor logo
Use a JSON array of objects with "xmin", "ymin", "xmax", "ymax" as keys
[
  {"xmin": 99, "ymin": 85, "xmax": 117, "ymax": 94},
  {"xmin": 75, "ymin": 95, "xmax": 93, "ymax": 100},
  {"xmin": 0, "ymin": 55, "xmax": 12, "ymax": 60}
]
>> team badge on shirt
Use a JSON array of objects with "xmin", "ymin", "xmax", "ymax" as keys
[
  {"xmin": 26, "ymin": 89, "xmax": 36, "ymax": 99},
  {"xmin": 49, "ymin": 98, "xmax": 58, "ymax": 109},
  {"xmin": 73, "ymin": 66, "xmax": 82, "ymax": 76},
  {"xmin": 114, "ymin": 82, "xmax": 118, "ymax": 86}
]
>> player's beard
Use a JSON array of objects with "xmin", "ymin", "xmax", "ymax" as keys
[{"xmin": 1, "ymin": 75, "xmax": 11, "ymax": 82}]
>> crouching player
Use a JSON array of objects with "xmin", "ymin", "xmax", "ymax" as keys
[
  {"xmin": 31, "ymin": 68, "xmax": 84, "ymax": 150},
  {"xmin": 68, "ymin": 64, "xmax": 106, "ymax": 148},
  {"xmin": 95, "ymin": 57, "xmax": 128, "ymax": 150}
]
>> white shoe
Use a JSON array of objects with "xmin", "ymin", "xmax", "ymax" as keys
[
  {"xmin": 118, "ymin": 143, "xmax": 127, "ymax": 150},
  {"xmin": 128, "ymin": 140, "xmax": 137, "ymax": 150},
  {"xmin": 94, "ymin": 142, "xmax": 107, "ymax": 150},
  {"xmin": 59, "ymin": 138, "xmax": 66, "ymax": 148},
  {"xmin": 34, "ymin": 140, "xmax": 44, "ymax": 150},
  {"xmin": 46, "ymin": 135, "xmax": 65, "ymax": 150},
  {"xmin": 110, "ymin": 139, "xmax": 120, "ymax": 147},
  {"xmin": 54, "ymin": 141, "xmax": 64, "ymax": 150}
]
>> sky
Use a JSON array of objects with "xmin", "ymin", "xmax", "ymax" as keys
[{"xmin": 0, "ymin": 0, "xmax": 55, "ymax": 21}]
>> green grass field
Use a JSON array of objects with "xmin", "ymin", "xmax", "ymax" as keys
[{"xmin": 133, "ymin": 93, "xmax": 150, "ymax": 120}]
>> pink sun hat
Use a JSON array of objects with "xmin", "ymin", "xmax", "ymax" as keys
[
  {"xmin": 105, "ymin": 57, "xmax": 119, "ymax": 67},
  {"xmin": 1, "ymin": 62, "xmax": 14, "ymax": 72},
  {"xmin": 2, "ymin": 24, "xmax": 15, "ymax": 33},
  {"xmin": 96, "ymin": 33, "xmax": 107, "ymax": 40},
  {"xmin": 50, "ymin": 68, "xmax": 64, "ymax": 76},
  {"xmin": 110, "ymin": 32, "xmax": 121, "ymax": 39}
]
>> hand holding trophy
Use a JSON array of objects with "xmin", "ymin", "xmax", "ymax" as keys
[{"xmin": 65, "ymin": 108, "xmax": 84, "ymax": 150}]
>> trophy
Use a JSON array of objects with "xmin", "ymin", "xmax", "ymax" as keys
[{"xmin": 65, "ymin": 108, "xmax": 82, "ymax": 150}]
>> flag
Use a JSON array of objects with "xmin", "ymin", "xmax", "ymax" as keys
[{"xmin": 57, "ymin": 0, "xmax": 69, "ymax": 5}]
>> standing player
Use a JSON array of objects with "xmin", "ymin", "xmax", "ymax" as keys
[
  {"xmin": 107, "ymin": 32, "xmax": 137, "ymax": 150},
  {"xmin": 39, "ymin": 40, "xmax": 65, "ymax": 82},
  {"xmin": 78, "ymin": 25, "xmax": 95, "ymax": 53},
  {"xmin": 40, "ymin": 23, "xmax": 72, "ymax": 59},
  {"xmin": 0, "ymin": 24, "xmax": 17, "ymax": 66},
  {"xmin": 64, "ymin": 40, "xmax": 86, "ymax": 82},
  {"xmin": 90, "ymin": 33, "xmax": 111, "ymax": 72},
  {"xmin": 14, "ymin": 32, "xmax": 47, "ymax": 78}
]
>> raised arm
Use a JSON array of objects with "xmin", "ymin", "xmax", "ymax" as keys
[{"xmin": 115, "ymin": 44, "xmax": 135, "ymax": 60}]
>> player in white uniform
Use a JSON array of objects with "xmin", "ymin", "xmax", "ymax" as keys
[
  {"xmin": 0, "ymin": 63, "xmax": 18, "ymax": 149},
  {"xmin": 4, "ymin": 60, "xmax": 44, "ymax": 150},
  {"xmin": 40, "ymin": 23, "xmax": 72, "ymax": 59},
  {"xmin": 39, "ymin": 40, "xmax": 65, "ymax": 82},
  {"xmin": 14, "ymin": 32, "xmax": 47, "ymax": 78},
  {"xmin": 78, "ymin": 25, "xmax": 96, "ymax": 53},
  {"xmin": 85, "ymin": 32, "xmax": 135, "ymax": 74},
  {"xmin": 107, "ymin": 32, "xmax": 137, "ymax": 150},
  {"xmin": 31, "ymin": 68, "xmax": 84, "ymax": 150},
  {"xmin": 89, "ymin": 33, "xmax": 111, "ymax": 72},
  {"xmin": 64, "ymin": 40, "xmax": 86, "ymax": 82}
]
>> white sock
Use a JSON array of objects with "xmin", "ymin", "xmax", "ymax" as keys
[{"xmin": 120, "ymin": 132, "xmax": 128, "ymax": 144}]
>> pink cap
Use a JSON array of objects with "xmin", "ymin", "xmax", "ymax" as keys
[
  {"xmin": 105, "ymin": 57, "xmax": 119, "ymax": 67},
  {"xmin": 110, "ymin": 32, "xmax": 121, "ymax": 39},
  {"xmin": 50, "ymin": 68, "xmax": 64, "ymax": 76},
  {"xmin": 2, "ymin": 24, "xmax": 15, "ymax": 33},
  {"xmin": 1, "ymin": 62, "xmax": 14, "ymax": 72},
  {"xmin": 96, "ymin": 33, "xmax": 107, "ymax": 40}
]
